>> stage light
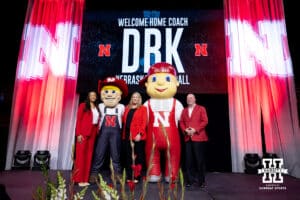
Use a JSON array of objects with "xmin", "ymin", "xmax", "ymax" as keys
[
  {"xmin": 32, "ymin": 150, "xmax": 51, "ymax": 170},
  {"xmin": 12, "ymin": 150, "xmax": 31, "ymax": 170},
  {"xmin": 244, "ymin": 153, "xmax": 261, "ymax": 174}
]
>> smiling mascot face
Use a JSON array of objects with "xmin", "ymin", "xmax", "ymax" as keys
[
  {"xmin": 140, "ymin": 62, "xmax": 179, "ymax": 99},
  {"xmin": 145, "ymin": 72, "xmax": 179, "ymax": 99},
  {"xmin": 98, "ymin": 77, "xmax": 128, "ymax": 108},
  {"xmin": 100, "ymin": 85, "xmax": 122, "ymax": 107}
]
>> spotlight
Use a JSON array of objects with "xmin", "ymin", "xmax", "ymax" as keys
[
  {"xmin": 244, "ymin": 153, "xmax": 261, "ymax": 174},
  {"xmin": 12, "ymin": 150, "xmax": 31, "ymax": 170},
  {"xmin": 32, "ymin": 150, "xmax": 51, "ymax": 170}
]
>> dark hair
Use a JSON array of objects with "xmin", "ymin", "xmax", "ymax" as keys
[{"xmin": 84, "ymin": 91, "xmax": 100, "ymax": 113}]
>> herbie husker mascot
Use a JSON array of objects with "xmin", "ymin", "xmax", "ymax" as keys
[
  {"xmin": 139, "ymin": 62, "xmax": 183, "ymax": 183},
  {"xmin": 90, "ymin": 77, "xmax": 128, "ymax": 182}
]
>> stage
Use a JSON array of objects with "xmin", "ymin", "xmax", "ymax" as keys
[{"xmin": 1, "ymin": 170, "xmax": 299, "ymax": 200}]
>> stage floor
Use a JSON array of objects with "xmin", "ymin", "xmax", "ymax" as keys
[{"xmin": 1, "ymin": 170, "xmax": 299, "ymax": 200}]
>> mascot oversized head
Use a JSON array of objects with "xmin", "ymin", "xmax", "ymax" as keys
[
  {"xmin": 98, "ymin": 77, "xmax": 128, "ymax": 107},
  {"xmin": 139, "ymin": 62, "xmax": 183, "ymax": 183}
]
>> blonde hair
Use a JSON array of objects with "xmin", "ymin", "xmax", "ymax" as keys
[
  {"xmin": 128, "ymin": 92, "xmax": 142, "ymax": 109},
  {"xmin": 101, "ymin": 85, "xmax": 122, "ymax": 94}
]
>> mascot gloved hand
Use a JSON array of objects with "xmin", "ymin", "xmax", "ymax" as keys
[{"xmin": 139, "ymin": 62, "xmax": 183, "ymax": 183}]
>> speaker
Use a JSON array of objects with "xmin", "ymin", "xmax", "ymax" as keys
[
  {"xmin": 244, "ymin": 153, "xmax": 261, "ymax": 174},
  {"xmin": 32, "ymin": 150, "xmax": 51, "ymax": 170},
  {"xmin": 12, "ymin": 150, "xmax": 31, "ymax": 170}
]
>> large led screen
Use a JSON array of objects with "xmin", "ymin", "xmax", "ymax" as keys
[{"xmin": 77, "ymin": 10, "xmax": 227, "ymax": 94}]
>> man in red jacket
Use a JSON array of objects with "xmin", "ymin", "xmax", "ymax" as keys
[{"xmin": 179, "ymin": 93, "xmax": 208, "ymax": 189}]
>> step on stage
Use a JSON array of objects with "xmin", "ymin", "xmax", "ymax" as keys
[{"xmin": 0, "ymin": 170, "xmax": 299, "ymax": 200}]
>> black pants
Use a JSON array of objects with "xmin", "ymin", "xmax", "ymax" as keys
[
  {"xmin": 185, "ymin": 141, "xmax": 207, "ymax": 185},
  {"xmin": 124, "ymin": 140, "xmax": 145, "ymax": 180}
]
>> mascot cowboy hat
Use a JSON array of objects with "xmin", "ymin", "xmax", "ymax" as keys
[{"xmin": 98, "ymin": 76, "xmax": 128, "ymax": 98}]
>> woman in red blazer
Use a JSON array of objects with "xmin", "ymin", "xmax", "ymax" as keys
[
  {"xmin": 179, "ymin": 93, "xmax": 208, "ymax": 189},
  {"xmin": 122, "ymin": 92, "xmax": 147, "ymax": 183},
  {"xmin": 73, "ymin": 91, "xmax": 100, "ymax": 187}
]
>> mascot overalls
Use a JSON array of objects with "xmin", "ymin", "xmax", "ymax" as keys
[
  {"xmin": 90, "ymin": 77, "xmax": 128, "ymax": 181},
  {"xmin": 139, "ymin": 62, "xmax": 183, "ymax": 182}
]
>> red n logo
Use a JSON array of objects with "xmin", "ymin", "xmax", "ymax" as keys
[
  {"xmin": 105, "ymin": 116, "xmax": 116, "ymax": 127},
  {"xmin": 98, "ymin": 44, "xmax": 111, "ymax": 57},
  {"xmin": 194, "ymin": 43, "xmax": 208, "ymax": 56}
]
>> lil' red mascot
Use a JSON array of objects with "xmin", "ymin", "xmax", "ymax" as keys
[{"xmin": 139, "ymin": 62, "xmax": 183, "ymax": 182}]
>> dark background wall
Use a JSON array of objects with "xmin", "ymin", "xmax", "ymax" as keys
[{"xmin": 1, "ymin": 0, "xmax": 299, "ymax": 172}]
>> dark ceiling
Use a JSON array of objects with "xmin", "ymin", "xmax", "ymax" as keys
[{"xmin": 84, "ymin": 0, "xmax": 224, "ymax": 10}]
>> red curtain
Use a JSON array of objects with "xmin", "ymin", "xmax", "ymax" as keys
[
  {"xmin": 5, "ymin": 0, "xmax": 85, "ymax": 170},
  {"xmin": 224, "ymin": 0, "xmax": 300, "ymax": 178}
]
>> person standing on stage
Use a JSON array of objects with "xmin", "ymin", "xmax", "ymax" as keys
[
  {"xmin": 179, "ymin": 93, "xmax": 208, "ymax": 188},
  {"xmin": 89, "ymin": 77, "xmax": 128, "ymax": 182},
  {"xmin": 122, "ymin": 91, "xmax": 147, "ymax": 183},
  {"xmin": 73, "ymin": 91, "xmax": 100, "ymax": 187}
]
